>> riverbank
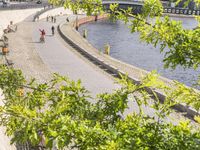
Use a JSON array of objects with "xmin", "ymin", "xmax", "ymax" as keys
[
  {"xmin": 61, "ymin": 15, "xmax": 174, "ymax": 86},
  {"xmin": 59, "ymin": 14, "xmax": 199, "ymax": 119}
]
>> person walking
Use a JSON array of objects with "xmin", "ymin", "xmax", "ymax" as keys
[
  {"xmin": 53, "ymin": 17, "xmax": 56, "ymax": 23},
  {"xmin": 51, "ymin": 26, "xmax": 55, "ymax": 35},
  {"xmin": 66, "ymin": 17, "xmax": 69, "ymax": 22}
]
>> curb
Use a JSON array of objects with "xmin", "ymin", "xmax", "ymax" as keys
[{"xmin": 57, "ymin": 21, "xmax": 199, "ymax": 119}]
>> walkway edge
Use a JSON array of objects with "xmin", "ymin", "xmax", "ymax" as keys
[{"xmin": 58, "ymin": 20, "xmax": 199, "ymax": 119}]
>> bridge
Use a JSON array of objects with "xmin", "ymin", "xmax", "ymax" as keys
[
  {"xmin": 102, "ymin": 0, "xmax": 144, "ymax": 14},
  {"xmin": 102, "ymin": 0, "xmax": 200, "ymax": 15}
]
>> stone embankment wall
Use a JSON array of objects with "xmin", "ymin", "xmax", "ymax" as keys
[
  {"xmin": 0, "ymin": 8, "xmax": 43, "ymax": 37},
  {"xmin": 58, "ymin": 15, "xmax": 199, "ymax": 119},
  {"xmin": 76, "ymin": 14, "xmax": 108, "ymax": 27}
]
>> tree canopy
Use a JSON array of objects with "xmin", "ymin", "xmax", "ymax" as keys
[{"xmin": 0, "ymin": 65, "xmax": 200, "ymax": 149}]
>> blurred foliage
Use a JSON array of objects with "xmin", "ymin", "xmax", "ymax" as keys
[{"xmin": 0, "ymin": 66, "xmax": 200, "ymax": 149}]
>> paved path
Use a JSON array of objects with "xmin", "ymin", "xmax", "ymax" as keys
[
  {"xmin": 6, "ymin": 16, "xmax": 51, "ymax": 83},
  {"xmin": 32, "ymin": 16, "xmax": 120, "ymax": 96}
]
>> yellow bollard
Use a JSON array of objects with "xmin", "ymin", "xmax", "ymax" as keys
[{"xmin": 104, "ymin": 44, "xmax": 110, "ymax": 55}]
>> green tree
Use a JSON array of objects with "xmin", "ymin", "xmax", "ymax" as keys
[{"xmin": 0, "ymin": 65, "xmax": 200, "ymax": 149}]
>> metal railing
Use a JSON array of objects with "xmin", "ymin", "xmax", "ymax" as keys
[
  {"xmin": 102, "ymin": 0, "xmax": 200, "ymax": 15},
  {"xmin": 163, "ymin": 7, "xmax": 200, "ymax": 15}
]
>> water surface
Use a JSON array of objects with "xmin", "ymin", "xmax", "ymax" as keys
[{"xmin": 79, "ymin": 17, "xmax": 199, "ymax": 87}]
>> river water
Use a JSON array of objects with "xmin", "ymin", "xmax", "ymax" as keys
[{"xmin": 79, "ymin": 17, "xmax": 199, "ymax": 87}]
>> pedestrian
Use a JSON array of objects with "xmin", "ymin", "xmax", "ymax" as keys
[
  {"xmin": 53, "ymin": 17, "xmax": 56, "ymax": 23},
  {"xmin": 7, "ymin": 25, "xmax": 11, "ymax": 33},
  {"xmin": 39, "ymin": 29, "xmax": 46, "ymax": 42},
  {"xmin": 46, "ymin": 15, "xmax": 49, "ymax": 22},
  {"xmin": 51, "ymin": 16, "xmax": 53, "ymax": 22},
  {"xmin": 66, "ymin": 17, "xmax": 69, "ymax": 22},
  {"xmin": 51, "ymin": 26, "xmax": 55, "ymax": 35}
]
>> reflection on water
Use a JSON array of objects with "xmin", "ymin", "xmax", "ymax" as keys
[{"xmin": 79, "ymin": 17, "xmax": 199, "ymax": 88}]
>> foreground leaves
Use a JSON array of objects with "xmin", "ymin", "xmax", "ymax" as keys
[{"xmin": 0, "ymin": 66, "xmax": 200, "ymax": 149}]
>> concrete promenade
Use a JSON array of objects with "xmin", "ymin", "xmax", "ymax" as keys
[{"xmin": 32, "ymin": 15, "xmax": 120, "ymax": 96}]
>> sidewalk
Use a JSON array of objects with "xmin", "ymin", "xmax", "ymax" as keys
[{"xmin": 32, "ymin": 15, "xmax": 120, "ymax": 96}]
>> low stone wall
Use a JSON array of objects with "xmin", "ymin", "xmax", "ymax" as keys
[
  {"xmin": 75, "ymin": 14, "xmax": 108, "ymax": 27},
  {"xmin": 0, "ymin": 8, "xmax": 43, "ymax": 37}
]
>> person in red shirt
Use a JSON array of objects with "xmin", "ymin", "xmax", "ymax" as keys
[{"xmin": 39, "ymin": 29, "xmax": 46, "ymax": 42}]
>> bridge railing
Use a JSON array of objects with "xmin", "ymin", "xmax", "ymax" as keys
[
  {"xmin": 163, "ymin": 7, "xmax": 200, "ymax": 15},
  {"xmin": 102, "ymin": 0, "xmax": 200, "ymax": 15}
]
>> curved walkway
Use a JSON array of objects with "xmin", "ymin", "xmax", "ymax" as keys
[
  {"xmin": 32, "ymin": 15, "xmax": 120, "ymax": 96},
  {"xmin": 4, "ymin": 10, "xmax": 120, "ymax": 96}
]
